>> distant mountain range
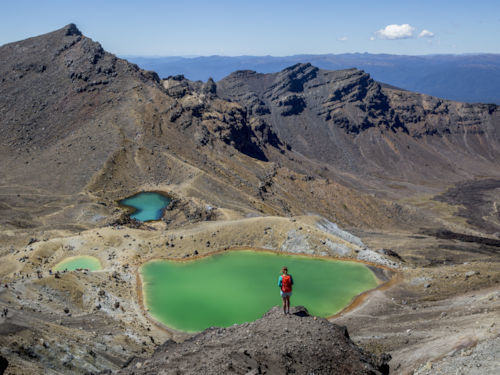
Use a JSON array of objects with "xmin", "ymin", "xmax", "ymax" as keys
[{"xmin": 125, "ymin": 53, "xmax": 500, "ymax": 104}]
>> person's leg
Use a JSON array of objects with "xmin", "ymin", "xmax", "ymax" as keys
[
  {"xmin": 285, "ymin": 295, "xmax": 290, "ymax": 314},
  {"xmin": 282, "ymin": 296, "xmax": 287, "ymax": 314}
]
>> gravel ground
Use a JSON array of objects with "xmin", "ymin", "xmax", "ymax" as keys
[{"xmin": 413, "ymin": 335, "xmax": 500, "ymax": 375}]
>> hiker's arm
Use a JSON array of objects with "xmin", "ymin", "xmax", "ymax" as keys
[{"xmin": 278, "ymin": 276, "xmax": 282, "ymax": 288}]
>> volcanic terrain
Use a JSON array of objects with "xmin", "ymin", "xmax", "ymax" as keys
[{"xmin": 0, "ymin": 25, "xmax": 499, "ymax": 374}]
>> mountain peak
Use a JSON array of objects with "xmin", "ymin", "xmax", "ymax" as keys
[{"xmin": 64, "ymin": 23, "xmax": 82, "ymax": 36}]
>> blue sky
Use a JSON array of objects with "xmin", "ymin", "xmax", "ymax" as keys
[{"xmin": 1, "ymin": 0, "xmax": 499, "ymax": 56}]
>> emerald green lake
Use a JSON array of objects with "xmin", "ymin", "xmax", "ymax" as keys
[
  {"xmin": 140, "ymin": 251, "xmax": 378, "ymax": 332},
  {"xmin": 54, "ymin": 256, "xmax": 102, "ymax": 271},
  {"xmin": 119, "ymin": 192, "xmax": 171, "ymax": 222}
]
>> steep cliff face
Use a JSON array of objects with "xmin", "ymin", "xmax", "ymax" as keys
[
  {"xmin": 160, "ymin": 75, "xmax": 273, "ymax": 161},
  {"xmin": 216, "ymin": 64, "xmax": 399, "ymax": 136},
  {"xmin": 387, "ymin": 89, "xmax": 498, "ymax": 137},
  {"xmin": 217, "ymin": 63, "xmax": 500, "ymax": 188}
]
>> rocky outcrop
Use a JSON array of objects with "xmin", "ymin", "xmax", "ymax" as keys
[
  {"xmin": 117, "ymin": 306, "xmax": 390, "ymax": 375},
  {"xmin": 0, "ymin": 356, "xmax": 8, "ymax": 375},
  {"xmin": 217, "ymin": 64, "xmax": 397, "ymax": 134},
  {"xmin": 202, "ymin": 77, "xmax": 217, "ymax": 96},
  {"xmin": 217, "ymin": 62, "xmax": 499, "ymax": 139},
  {"xmin": 161, "ymin": 74, "xmax": 274, "ymax": 161},
  {"xmin": 217, "ymin": 63, "xmax": 500, "ymax": 188}
]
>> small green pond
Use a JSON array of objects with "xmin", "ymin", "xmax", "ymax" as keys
[
  {"xmin": 54, "ymin": 256, "xmax": 102, "ymax": 271},
  {"xmin": 119, "ymin": 192, "xmax": 171, "ymax": 222},
  {"xmin": 140, "ymin": 251, "xmax": 378, "ymax": 332}
]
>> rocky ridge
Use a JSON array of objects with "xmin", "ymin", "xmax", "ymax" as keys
[
  {"xmin": 116, "ymin": 306, "xmax": 390, "ymax": 375},
  {"xmin": 217, "ymin": 63, "xmax": 500, "ymax": 192}
]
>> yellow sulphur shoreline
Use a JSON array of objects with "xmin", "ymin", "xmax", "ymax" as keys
[
  {"xmin": 137, "ymin": 249, "xmax": 392, "ymax": 332},
  {"xmin": 54, "ymin": 255, "xmax": 102, "ymax": 271}
]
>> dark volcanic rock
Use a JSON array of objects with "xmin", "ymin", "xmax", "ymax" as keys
[
  {"xmin": 117, "ymin": 306, "xmax": 390, "ymax": 375},
  {"xmin": 65, "ymin": 23, "xmax": 82, "ymax": 36},
  {"xmin": 278, "ymin": 93, "xmax": 306, "ymax": 116},
  {"xmin": 161, "ymin": 74, "xmax": 271, "ymax": 161},
  {"xmin": 202, "ymin": 77, "xmax": 217, "ymax": 95},
  {"xmin": 217, "ymin": 63, "xmax": 500, "ymax": 186},
  {"xmin": 423, "ymin": 228, "xmax": 500, "ymax": 248},
  {"xmin": 434, "ymin": 179, "xmax": 500, "ymax": 233},
  {"xmin": 0, "ymin": 355, "xmax": 7, "ymax": 375}
]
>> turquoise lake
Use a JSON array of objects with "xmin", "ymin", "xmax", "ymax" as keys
[
  {"xmin": 119, "ymin": 192, "xmax": 171, "ymax": 222},
  {"xmin": 140, "ymin": 251, "xmax": 378, "ymax": 332},
  {"xmin": 54, "ymin": 256, "xmax": 102, "ymax": 271}
]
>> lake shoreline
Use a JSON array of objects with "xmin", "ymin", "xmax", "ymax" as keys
[
  {"xmin": 117, "ymin": 191, "xmax": 172, "ymax": 223},
  {"xmin": 136, "ymin": 247, "xmax": 399, "ymax": 334},
  {"xmin": 53, "ymin": 255, "xmax": 103, "ymax": 271}
]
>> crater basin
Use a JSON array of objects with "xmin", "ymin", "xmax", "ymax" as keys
[
  {"xmin": 140, "ymin": 250, "xmax": 379, "ymax": 332},
  {"xmin": 119, "ymin": 192, "xmax": 171, "ymax": 222},
  {"xmin": 54, "ymin": 256, "xmax": 102, "ymax": 272}
]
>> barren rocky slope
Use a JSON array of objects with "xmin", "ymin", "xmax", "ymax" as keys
[
  {"xmin": 0, "ymin": 25, "xmax": 499, "ymax": 374},
  {"xmin": 217, "ymin": 64, "xmax": 500, "ymax": 196},
  {"xmin": 117, "ymin": 306, "xmax": 390, "ymax": 375},
  {"xmin": 0, "ymin": 24, "xmax": 411, "ymax": 235}
]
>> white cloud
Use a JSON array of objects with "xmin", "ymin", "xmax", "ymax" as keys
[
  {"xmin": 418, "ymin": 29, "xmax": 434, "ymax": 38},
  {"xmin": 370, "ymin": 36, "xmax": 375, "ymax": 41},
  {"xmin": 375, "ymin": 24, "xmax": 415, "ymax": 39},
  {"xmin": 337, "ymin": 36, "xmax": 348, "ymax": 42}
]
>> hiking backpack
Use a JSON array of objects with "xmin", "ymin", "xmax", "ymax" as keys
[{"xmin": 281, "ymin": 274, "xmax": 292, "ymax": 293}]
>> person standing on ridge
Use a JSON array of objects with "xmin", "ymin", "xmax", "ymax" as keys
[{"xmin": 278, "ymin": 266, "xmax": 293, "ymax": 315}]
